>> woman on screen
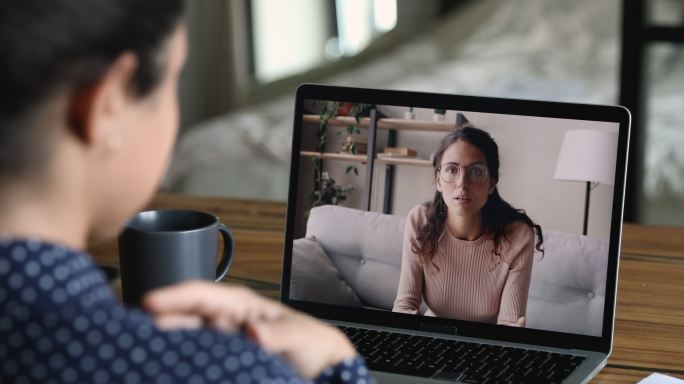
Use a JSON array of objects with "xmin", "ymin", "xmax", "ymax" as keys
[{"xmin": 393, "ymin": 126, "xmax": 543, "ymax": 326}]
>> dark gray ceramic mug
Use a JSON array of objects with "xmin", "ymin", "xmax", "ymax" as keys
[{"xmin": 118, "ymin": 209, "xmax": 234, "ymax": 306}]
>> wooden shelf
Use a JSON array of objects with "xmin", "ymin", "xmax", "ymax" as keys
[
  {"xmin": 302, "ymin": 109, "xmax": 452, "ymax": 212},
  {"xmin": 300, "ymin": 151, "xmax": 367, "ymax": 163},
  {"xmin": 302, "ymin": 114, "xmax": 455, "ymax": 131},
  {"xmin": 302, "ymin": 114, "xmax": 371, "ymax": 128},
  {"xmin": 376, "ymin": 156, "xmax": 432, "ymax": 167},
  {"xmin": 301, "ymin": 151, "xmax": 431, "ymax": 167},
  {"xmin": 377, "ymin": 118, "xmax": 455, "ymax": 132}
]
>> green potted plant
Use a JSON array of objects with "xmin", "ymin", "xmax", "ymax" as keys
[
  {"xmin": 433, "ymin": 108, "xmax": 447, "ymax": 121},
  {"xmin": 307, "ymin": 101, "xmax": 365, "ymax": 215},
  {"xmin": 340, "ymin": 102, "xmax": 371, "ymax": 156},
  {"xmin": 309, "ymin": 171, "xmax": 353, "ymax": 208}
]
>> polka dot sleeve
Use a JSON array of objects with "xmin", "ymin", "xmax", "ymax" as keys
[
  {"xmin": 314, "ymin": 356, "xmax": 375, "ymax": 384},
  {"xmin": 0, "ymin": 238, "xmax": 375, "ymax": 384}
]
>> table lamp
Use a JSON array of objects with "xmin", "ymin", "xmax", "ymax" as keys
[{"xmin": 554, "ymin": 129, "xmax": 618, "ymax": 235}]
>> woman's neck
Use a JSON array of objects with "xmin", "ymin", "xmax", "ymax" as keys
[
  {"xmin": 0, "ymin": 181, "xmax": 89, "ymax": 250},
  {"xmin": 446, "ymin": 212, "xmax": 483, "ymax": 241}
]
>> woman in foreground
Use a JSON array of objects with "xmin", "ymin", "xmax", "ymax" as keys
[
  {"xmin": 393, "ymin": 127, "xmax": 544, "ymax": 326},
  {"xmin": 0, "ymin": 1, "xmax": 370, "ymax": 382}
]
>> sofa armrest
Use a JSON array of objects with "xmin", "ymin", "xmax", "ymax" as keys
[
  {"xmin": 305, "ymin": 205, "xmax": 405, "ymax": 310},
  {"xmin": 289, "ymin": 237, "xmax": 362, "ymax": 307}
]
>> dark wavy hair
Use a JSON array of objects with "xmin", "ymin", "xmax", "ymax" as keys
[
  {"xmin": 412, "ymin": 126, "xmax": 544, "ymax": 264},
  {"xmin": 0, "ymin": 0, "xmax": 184, "ymax": 180}
]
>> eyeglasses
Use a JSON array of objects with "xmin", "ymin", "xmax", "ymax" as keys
[{"xmin": 438, "ymin": 163, "xmax": 489, "ymax": 184}]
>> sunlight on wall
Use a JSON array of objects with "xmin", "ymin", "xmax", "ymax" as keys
[
  {"xmin": 252, "ymin": 0, "xmax": 329, "ymax": 82},
  {"xmin": 374, "ymin": 0, "xmax": 398, "ymax": 32},
  {"xmin": 252, "ymin": 0, "xmax": 397, "ymax": 82}
]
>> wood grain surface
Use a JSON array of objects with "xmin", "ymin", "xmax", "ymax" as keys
[
  {"xmin": 595, "ymin": 367, "xmax": 683, "ymax": 383},
  {"xmin": 88, "ymin": 193, "xmax": 684, "ymax": 383}
]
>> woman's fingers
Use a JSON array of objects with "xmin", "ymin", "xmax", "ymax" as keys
[
  {"xmin": 143, "ymin": 281, "xmax": 246, "ymax": 314},
  {"xmin": 516, "ymin": 316, "xmax": 526, "ymax": 327},
  {"xmin": 245, "ymin": 313, "xmax": 357, "ymax": 379},
  {"xmin": 245, "ymin": 310, "xmax": 309, "ymax": 353},
  {"xmin": 154, "ymin": 314, "xmax": 204, "ymax": 330},
  {"xmin": 142, "ymin": 280, "xmax": 284, "ymax": 331}
]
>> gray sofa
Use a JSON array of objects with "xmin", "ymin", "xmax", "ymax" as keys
[{"xmin": 290, "ymin": 205, "xmax": 609, "ymax": 337}]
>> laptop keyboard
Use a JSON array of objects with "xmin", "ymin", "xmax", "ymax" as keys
[{"xmin": 338, "ymin": 326, "xmax": 585, "ymax": 384}]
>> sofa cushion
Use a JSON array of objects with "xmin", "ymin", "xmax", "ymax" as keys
[
  {"xmin": 305, "ymin": 205, "xmax": 405, "ymax": 310},
  {"xmin": 303, "ymin": 205, "xmax": 609, "ymax": 336},
  {"xmin": 290, "ymin": 237, "xmax": 362, "ymax": 307},
  {"xmin": 528, "ymin": 231, "xmax": 608, "ymax": 336}
]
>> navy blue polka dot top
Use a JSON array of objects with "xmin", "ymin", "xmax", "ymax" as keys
[{"xmin": 0, "ymin": 238, "xmax": 374, "ymax": 384}]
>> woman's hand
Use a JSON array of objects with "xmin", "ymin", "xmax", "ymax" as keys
[
  {"xmin": 142, "ymin": 281, "xmax": 281, "ymax": 330},
  {"xmin": 498, "ymin": 316, "xmax": 526, "ymax": 327},
  {"xmin": 244, "ymin": 306, "xmax": 357, "ymax": 379},
  {"xmin": 142, "ymin": 281, "xmax": 357, "ymax": 379}
]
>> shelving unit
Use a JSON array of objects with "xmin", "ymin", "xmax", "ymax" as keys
[
  {"xmin": 301, "ymin": 110, "xmax": 465, "ymax": 213},
  {"xmin": 300, "ymin": 152, "xmax": 431, "ymax": 166},
  {"xmin": 301, "ymin": 114, "xmax": 455, "ymax": 132}
]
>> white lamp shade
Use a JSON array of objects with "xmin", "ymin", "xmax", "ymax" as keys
[{"xmin": 554, "ymin": 129, "xmax": 618, "ymax": 185}]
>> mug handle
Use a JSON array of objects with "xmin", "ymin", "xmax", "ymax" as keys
[{"xmin": 215, "ymin": 223, "xmax": 235, "ymax": 282}]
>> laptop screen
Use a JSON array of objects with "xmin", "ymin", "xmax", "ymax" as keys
[{"xmin": 283, "ymin": 85, "xmax": 629, "ymax": 347}]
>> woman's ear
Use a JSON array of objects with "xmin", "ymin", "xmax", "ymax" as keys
[
  {"xmin": 489, "ymin": 180, "xmax": 496, "ymax": 195},
  {"xmin": 435, "ymin": 173, "xmax": 442, "ymax": 193},
  {"xmin": 67, "ymin": 52, "xmax": 138, "ymax": 151}
]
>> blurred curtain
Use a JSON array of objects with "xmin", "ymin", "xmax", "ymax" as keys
[{"xmin": 180, "ymin": 0, "xmax": 242, "ymax": 130}]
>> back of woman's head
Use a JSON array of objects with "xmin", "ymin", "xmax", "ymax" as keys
[{"xmin": 0, "ymin": 0, "xmax": 183, "ymax": 178}]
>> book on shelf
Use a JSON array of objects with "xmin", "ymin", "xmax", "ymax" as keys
[{"xmin": 380, "ymin": 147, "xmax": 417, "ymax": 157}]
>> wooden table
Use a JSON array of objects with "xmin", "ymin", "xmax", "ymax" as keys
[{"xmin": 89, "ymin": 193, "xmax": 684, "ymax": 383}]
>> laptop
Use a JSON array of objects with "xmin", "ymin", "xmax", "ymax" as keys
[{"xmin": 281, "ymin": 84, "xmax": 630, "ymax": 383}]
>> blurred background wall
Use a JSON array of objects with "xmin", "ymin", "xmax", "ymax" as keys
[{"xmin": 171, "ymin": 0, "xmax": 684, "ymax": 228}]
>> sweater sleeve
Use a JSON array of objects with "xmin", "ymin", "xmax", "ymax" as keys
[
  {"xmin": 0, "ymin": 240, "xmax": 377, "ymax": 384},
  {"xmin": 314, "ymin": 356, "xmax": 375, "ymax": 384},
  {"xmin": 496, "ymin": 222, "xmax": 535, "ymax": 326},
  {"xmin": 392, "ymin": 205, "xmax": 425, "ymax": 315}
]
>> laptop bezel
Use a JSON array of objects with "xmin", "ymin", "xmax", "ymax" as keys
[{"xmin": 281, "ymin": 84, "xmax": 630, "ymax": 355}]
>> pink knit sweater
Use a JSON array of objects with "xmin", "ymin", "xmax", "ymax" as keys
[{"xmin": 392, "ymin": 205, "xmax": 534, "ymax": 326}]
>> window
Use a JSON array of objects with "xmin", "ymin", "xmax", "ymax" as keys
[
  {"xmin": 249, "ymin": 0, "xmax": 397, "ymax": 83},
  {"xmin": 620, "ymin": 0, "xmax": 684, "ymax": 226}
]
